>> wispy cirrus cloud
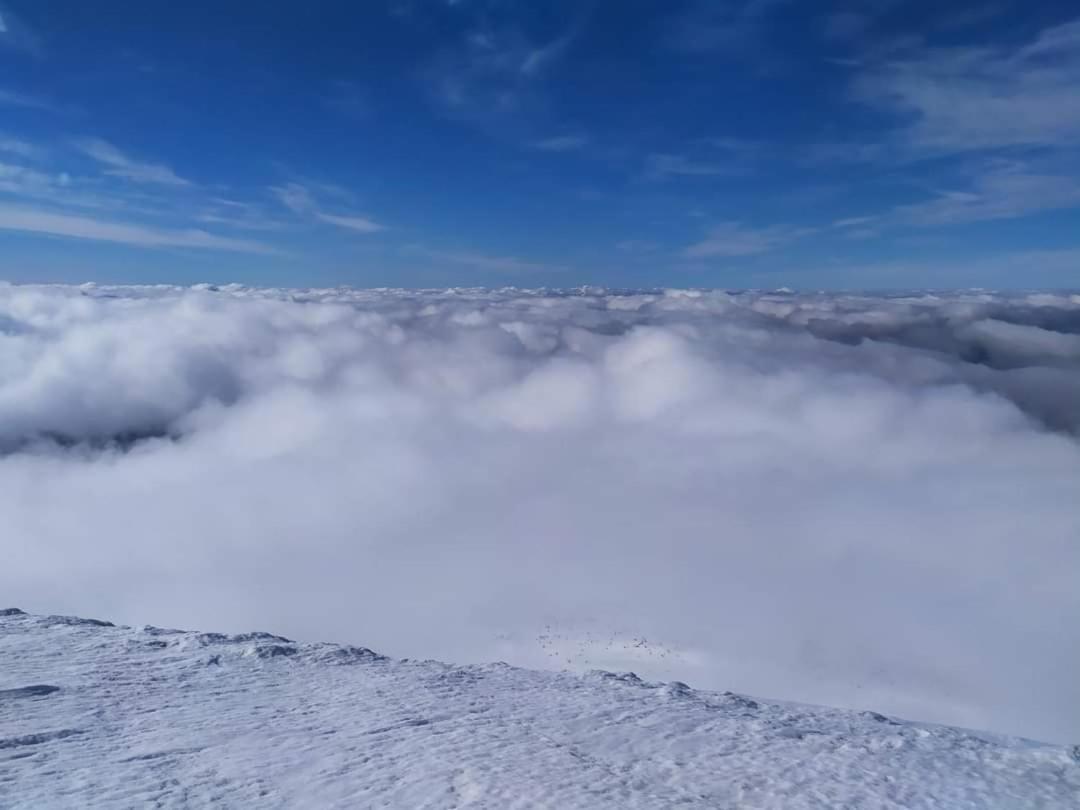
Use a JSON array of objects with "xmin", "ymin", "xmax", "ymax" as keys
[
  {"xmin": 813, "ymin": 18, "xmax": 1080, "ymax": 238},
  {"xmin": 832, "ymin": 215, "xmax": 878, "ymax": 229},
  {"xmin": 74, "ymin": 138, "xmax": 192, "ymax": 187},
  {"xmin": 0, "ymin": 88, "xmax": 58, "ymax": 112},
  {"xmin": 520, "ymin": 29, "xmax": 577, "ymax": 77},
  {"xmin": 270, "ymin": 182, "xmax": 386, "ymax": 233},
  {"xmin": 893, "ymin": 162, "xmax": 1080, "ymax": 227},
  {"xmin": 0, "ymin": 134, "xmax": 293, "ymax": 255},
  {"xmin": 423, "ymin": 4, "xmax": 587, "ymax": 129},
  {"xmin": 406, "ymin": 244, "xmax": 568, "ymax": 275},
  {"xmin": 428, "ymin": 28, "xmax": 550, "ymax": 117},
  {"xmin": 269, "ymin": 182, "xmax": 317, "ymax": 215},
  {"xmin": 315, "ymin": 212, "xmax": 385, "ymax": 233},
  {"xmin": 854, "ymin": 17, "xmax": 1080, "ymax": 152},
  {"xmin": 0, "ymin": 161, "xmax": 69, "ymax": 198},
  {"xmin": 194, "ymin": 198, "xmax": 291, "ymax": 233},
  {"xmin": 0, "ymin": 135, "xmax": 43, "ymax": 160},
  {"xmin": 684, "ymin": 221, "xmax": 816, "ymax": 258},
  {"xmin": 0, "ymin": 203, "xmax": 279, "ymax": 254},
  {"xmin": 827, "ymin": 158, "xmax": 1080, "ymax": 234}
]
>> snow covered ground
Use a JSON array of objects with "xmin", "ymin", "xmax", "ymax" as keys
[{"xmin": 2, "ymin": 608, "xmax": 1078, "ymax": 809}]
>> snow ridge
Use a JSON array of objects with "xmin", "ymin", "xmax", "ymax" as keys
[{"xmin": 1, "ymin": 609, "xmax": 1077, "ymax": 808}]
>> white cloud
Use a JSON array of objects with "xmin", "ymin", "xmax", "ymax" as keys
[
  {"xmin": 833, "ymin": 159, "xmax": 1080, "ymax": 233},
  {"xmin": 0, "ymin": 88, "xmax": 56, "ymax": 111},
  {"xmin": 520, "ymin": 30, "xmax": 576, "ymax": 77},
  {"xmin": 894, "ymin": 163, "xmax": 1080, "ymax": 226},
  {"xmin": 269, "ymin": 182, "xmax": 316, "ymax": 215},
  {"xmin": 427, "ymin": 28, "xmax": 533, "ymax": 115},
  {"xmin": 0, "ymin": 134, "xmax": 41, "ymax": 159},
  {"xmin": 684, "ymin": 221, "xmax": 815, "ymax": 257},
  {"xmin": 194, "ymin": 199, "xmax": 288, "ymax": 233},
  {"xmin": 75, "ymin": 138, "xmax": 192, "ymax": 187},
  {"xmin": 833, "ymin": 215, "xmax": 878, "ymax": 228},
  {"xmin": 0, "ymin": 135, "xmax": 292, "ymax": 256},
  {"xmin": 424, "ymin": 14, "xmax": 582, "ymax": 123},
  {"xmin": 0, "ymin": 285, "xmax": 1078, "ymax": 745},
  {"xmin": 0, "ymin": 161, "xmax": 68, "ymax": 197},
  {"xmin": 0, "ymin": 157, "xmax": 203, "ymax": 218},
  {"xmin": 270, "ymin": 182, "xmax": 386, "ymax": 234},
  {"xmin": 0, "ymin": 203, "xmax": 278, "ymax": 254},
  {"xmin": 1018, "ymin": 17, "xmax": 1080, "ymax": 59},
  {"xmin": 406, "ymin": 245, "xmax": 567, "ymax": 274},
  {"xmin": 314, "ymin": 212, "xmax": 385, "ymax": 233},
  {"xmin": 855, "ymin": 17, "xmax": 1080, "ymax": 151}
]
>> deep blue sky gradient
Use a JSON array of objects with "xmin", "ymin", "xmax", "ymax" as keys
[{"xmin": 1, "ymin": 1, "xmax": 1079, "ymax": 287}]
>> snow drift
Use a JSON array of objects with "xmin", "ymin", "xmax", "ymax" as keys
[
  {"xmin": 1, "ymin": 283, "xmax": 1078, "ymax": 744},
  {"xmin": 2, "ymin": 608, "xmax": 1078, "ymax": 808}
]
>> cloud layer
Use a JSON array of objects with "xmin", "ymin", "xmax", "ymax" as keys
[{"xmin": 1, "ymin": 284, "xmax": 1078, "ymax": 743}]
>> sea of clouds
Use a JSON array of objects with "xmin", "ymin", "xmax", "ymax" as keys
[{"xmin": 2, "ymin": 282, "xmax": 1079, "ymax": 743}]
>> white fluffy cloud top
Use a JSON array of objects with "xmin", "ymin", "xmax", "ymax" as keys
[{"xmin": 2, "ymin": 283, "xmax": 1079, "ymax": 743}]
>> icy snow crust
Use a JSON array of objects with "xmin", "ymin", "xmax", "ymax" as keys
[{"xmin": 1, "ymin": 610, "xmax": 1077, "ymax": 809}]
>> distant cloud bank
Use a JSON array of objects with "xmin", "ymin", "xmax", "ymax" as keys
[{"xmin": 1, "ymin": 284, "xmax": 1078, "ymax": 743}]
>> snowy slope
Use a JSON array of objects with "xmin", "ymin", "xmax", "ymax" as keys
[{"xmin": 1, "ymin": 609, "xmax": 1077, "ymax": 809}]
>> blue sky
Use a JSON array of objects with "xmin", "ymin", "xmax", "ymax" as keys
[{"xmin": 1, "ymin": 0, "xmax": 1079, "ymax": 289}]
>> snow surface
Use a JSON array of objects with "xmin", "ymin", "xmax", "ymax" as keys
[{"xmin": 1, "ymin": 609, "xmax": 1078, "ymax": 809}]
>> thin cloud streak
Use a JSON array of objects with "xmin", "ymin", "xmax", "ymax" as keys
[
  {"xmin": 684, "ymin": 221, "xmax": 816, "ymax": 258},
  {"xmin": 854, "ymin": 17, "xmax": 1080, "ymax": 152},
  {"xmin": 75, "ymin": 138, "xmax": 192, "ymax": 187},
  {"xmin": 895, "ymin": 167, "xmax": 1080, "ymax": 227},
  {"xmin": 0, "ymin": 88, "xmax": 58, "ymax": 112},
  {"xmin": 0, "ymin": 135, "xmax": 42, "ymax": 159},
  {"xmin": 0, "ymin": 203, "xmax": 280, "ymax": 254},
  {"xmin": 407, "ymin": 245, "xmax": 568, "ymax": 275},
  {"xmin": 270, "ymin": 182, "xmax": 386, "ymax": 234},
  {"xmin": 316, "ymin": 212, "xmax": 386, "ymax": 233}
]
